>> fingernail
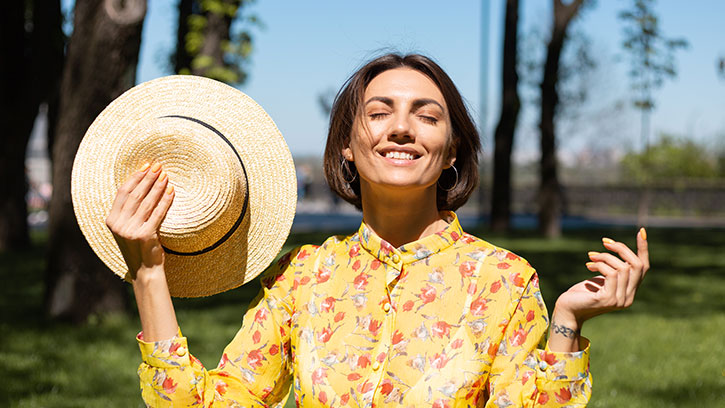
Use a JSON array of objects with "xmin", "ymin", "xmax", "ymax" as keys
[
  {"xmin": 166, "ymin": 185, "xmax": 174, "ymax": 195},
  {"xmin": 586, "ymin": 262, "xmax": 595, "ymax": 268},
  {"xmin": 159, "ymin": 171, "xmax": 167, "ymax": 182},
  {"xmin": 139, "ymin": 162, "xmax": 150, "ymax": 172},
  {"xmin": 150, "ymin": 162, "xmax": 162, "ymax": 173},
  {"xmin": 602, "ymin": 237, "xmax": 615, "ymax": 244},
  {"xmin": 588, "ymin": 251, "xmax": 600, "ymax": 257},
  {"xmin": 639, "ymin": 227, "xmax": 647, "ymax": 241}
]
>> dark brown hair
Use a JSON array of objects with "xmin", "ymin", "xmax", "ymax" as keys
[{"xmin": 323, "ymin": 53, "xmax": 481, "ymax": 211}]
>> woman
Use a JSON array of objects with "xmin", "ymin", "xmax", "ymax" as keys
[{"xmin": 107, "ymin": 54, "xmax": 649, "ymax": 407}]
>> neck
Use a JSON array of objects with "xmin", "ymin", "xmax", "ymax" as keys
[{"xmin": 360, "ymin": 183, "xmax": 448, "ymax": 248}]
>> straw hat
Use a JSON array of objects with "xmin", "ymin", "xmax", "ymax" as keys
[{"xmin": 71, "ymin": 75, "xmax": 297, "ymax": 297}]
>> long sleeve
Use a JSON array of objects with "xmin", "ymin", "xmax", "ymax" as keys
[
  {"xmin": 486, "ymin": 272, "xmax": 592, "ymax": 408},
  {"xmin": 136, "ymin": 246, "xmax": 310, "ymax": 407}
]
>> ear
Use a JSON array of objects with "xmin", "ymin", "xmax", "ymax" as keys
[
  {"xmin": 445, "ymin": 140, "xmax": 457, "ymax": 169},
  {"xmin": 342, "ymin": 146, "xmax": 354, "ymax": 162}
]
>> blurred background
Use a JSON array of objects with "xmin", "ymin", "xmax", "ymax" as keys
[{"xmin": 2, "ymin": 0, "xmax": 724, "ymax": 407}]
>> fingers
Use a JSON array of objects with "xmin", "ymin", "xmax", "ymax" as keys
[
  {"xmin": 637, "ymin": 227, "xmax": 650, "ymax": 274},
  {"xmin": 585, "ymin": 261, "xmax": 620, "ymax": 304},
  {"xmin": 120, "ymin": 162, "xmax": 163, "ymax": 219},
  {"xmin": 602, "ymin": 237, "xmax": 644, "ymax": 274},
  {"xmin": 108, "ymin": 163, "xmax": 151, "ymax": 224},
  {"xmin": 146, "ymin": 184, "xmax": 175, "ymax": 232},
  {"xmin": 136, "ymin": 170, "xmax": 170, "ymax": 222}
]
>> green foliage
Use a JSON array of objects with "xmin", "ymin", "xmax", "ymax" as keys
[
  {"xmin": 620, "ymin": 134, "xmax": 720, "ymax": 184},
  {"xmin": 2, "ymin": 228, "xmax": 724, "ymax": 407},
  {"xmin": 618, "ymin": 0, "xmax": 688, "ymax": 112}
]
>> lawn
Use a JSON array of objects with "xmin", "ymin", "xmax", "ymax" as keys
[{"xmin": 1, "ymin": 226, "xmax": 723, "ymax": 407}]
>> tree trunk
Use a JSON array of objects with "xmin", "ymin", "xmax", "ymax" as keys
[
  {"xmin": 173, "ymin": 0, "xmax": 194, "ymax": 73},
  {"xmin": 538, "ymin": 0, "xmax": 584, "ymax": 238},
  {"xmin": 191, "ymin": 0, "xmax": 238, "ymax": 77},
  {"xmin": 45, "ymin": 0, "xmax": 146, "ymax": 322},
  {"xmin": 490, "ymin": 0, "xmax": 521, "ymax": 233},
  {"xmin": 0, "ymin": 0, "xmax": 64, "ymax": 251}
]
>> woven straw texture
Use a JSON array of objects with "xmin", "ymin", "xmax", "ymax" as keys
[{"xmin": 71, "ymin": 75, "xmax": 297, "ymax": 297}]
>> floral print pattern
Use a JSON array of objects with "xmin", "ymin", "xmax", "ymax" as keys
[{"xmin": 137, "ymin": 212, "xmax": 591, "ymax": 407}]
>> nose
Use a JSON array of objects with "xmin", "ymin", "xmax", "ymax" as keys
[{"xmin": 389, "ymin": 113, "xmax": 414, "ymax": 141}]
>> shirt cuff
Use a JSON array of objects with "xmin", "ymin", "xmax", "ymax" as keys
[
  {"xmin": 536, "ymin": 337, "xmax": 590, "ymax": 382},
  {"xmin": 136, "ymin": 329, "xmax": 191, "ymax": 368}
]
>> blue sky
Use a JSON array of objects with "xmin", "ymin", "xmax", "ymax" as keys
[{"xmin": 65, "ymin": 1, "xmax": 725, "ymax": 158}]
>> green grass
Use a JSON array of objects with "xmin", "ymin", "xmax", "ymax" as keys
[{"xmin": 1, "ymin": 226, "xmax": 723, "ymax": 407}]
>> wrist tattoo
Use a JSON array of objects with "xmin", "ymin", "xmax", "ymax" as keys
[{"xmin": 551, "ymin": 321, "xmax": 580, "ymax": 339}]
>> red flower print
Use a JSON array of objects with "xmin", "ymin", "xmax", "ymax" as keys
[
  {"xmin": 300, "ymin": 276, "xmax": 311, "ymax": 285},
  {"xmin": 354, "ymin": 272, "xmax": 368, "ymax": 290},
  {"xmin": 497, "ymin": 262, "xmax": 511, "ymax": 270},
  {"xmin": 254, "ymin": 308, "xmax": 269, "ymax": 325},
  {"xmin": 461, "ymin": 234, "xmax": 475, "ymax": 243},
  {"xmin": 487, "ymin": 342, "xmax": 499, "ymax": 358},
  {"xmin": 347, "ymin": 373, "xmax": 362, "ymax": 381},
  {"xmin": 334, "ymin": 311, "xmax": 345, "ymax": 323},
  {"xmin": 320, "ymin": 296, "xmax": 336, "ymax": 313},
  {"xmin": 542, "ymin": 351, "xmax": 558, "ymax": 365},
  {"xmin": 431, "ymin": 320, "xmax": 452, "ymax": 338},
  {"xmin": 555, "ymin": 387, "xmax": 572, "ymax": 403},
  {"xmin": 359, "ymin": 380, "xmax": 374, "ymax": 394},
  {"xmin": 470, "ymin": 296, "xmax": 488, "ymax": 316},
  {"xmin": 526, "ymin": 310, "xmax": 535, "ymax": 322},
  {"xmin": 318, "ymin": 327, "xmax": 333, "ymax": 343},
  {"xmin": 509, "ymin": 328, "xmax": 528, "ymax": 347},
  {"xmin": 403, "ymin": 300, "xmax": 414, "ymax": 311},
  {"xmin": 537, "ymin": 391, "xmax": 550, "ymax": 404},
  {"xmin": 459, "ymin": 261, "xmax": 477, "ymax": 279},
  {"xmin": 430, "ymin": 352, "xmax": 450, "ymax": 369},
  {"xmin": 368, "ymin": 319, "xmax": 382, "ymax": 336},
  {"xmin": 214, "ymin": 380, "xmax": 227, "ymax": 395},
  {"xmin": 380, "ymin": 241, "xmax": 394, "ymax": 255},
  {"xmin": 341, "ymin": 393, "xmax": 350, "ymax": 405},
  {"xmin": 531, "ymin": 273, "xmax": 540, "ymax": 288},
  {"xmin": 376, "ymin": 352, "xmax": 386, "ymax": 363},
  {"xmin": 451, "ymin": 231, "xmax": 460, "ymax": 241},
  {"xmin": 419, "ymin": 284, "xmax": 437, "ymax": 304},
  {"xmin": 490, "ymin": 280, "xmax": 502, "ymax": 293},
  {"xmin": 358, "ymin": 354, "xmax": 371, "ymax": 368},
  {"xmin": 162, "ymin": 376, "xmax": 177, "ymax": 393},
  {"xmin": 316, "ymin": 267, "xmax": 331, "ymax": 283},
  {"xmin": 451, "ymin": 338, "xmax": 464, "ymax": 349},
  {"xmin": 247, "ymin": 349, "xmax": 264, "ymax": 369},
  {"xmin": 311, "ymin": 367, "xmax": 327, "ymax": 385},
  {"xmin": 252, "ymin": 330, "xmax": 261, "ymax": 344},
  {"xmin": 297, "ymin": 248, "xmax": 310, "ymax": 260},
  {"xmin": 521, "ymin": 370, "xmax": 532, "ymax": 385},
  {"xmin": 467, "ymin": 282, "xmax": 477, "ymax": 295},
  {"xmin": 370, "ymin": 259, "xmax": 381, "ymax": 270},
  {"xmin": 380, "ymin": 379, "xmax": 394, "ymax": 396},
  {"xmin": 318, "ymin": 391, "xmax": 328, "ymax": 404},
  {"xmin": 168, "ymin": 342, "xmax": 181, "ymax": 355},
  {"xmin": 352, "ymin": 259, "xmax": 361, "ymax": 271},
  {"xmin": 392, "ymin": 330, "xmax": 405, "ymax": 345},
  {"xmin": 432, "ymin": 399, "xmax": 451, "ymax": 408},
  {"xmin": 219, "ymin": 352, "xmax": 230, "ymax": 368},
  {"xmin": 349, "ymin": 244, "xmax": 360, "ymax": 258},
  {"xmin": 505, "ymin": 252, "xmax": 520, "ymax": 261},
  {"xmin": 269, "ymin": 344, "xmax": 279, "ymax": 355},
  {"xmin": 509, "ymin": 272, "xmax": 525, "ymax": 288}
]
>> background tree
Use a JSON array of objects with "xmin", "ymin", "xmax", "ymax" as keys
[
  {"xmin": 490, "ymin": 0, "xmax": 521, "ymax": 233},
  {"xmin": 173, "ymin": 0, "xmax": 259, "ymax": 84},
  {"xmin": 538, "ymin": 0, "xmax": 588, "ymax": 238},
  {"xmin": 45, "ymin": 0, "xmax": 147, "ymax": 322},
  {"xmin": 0, "ymin": 0, "xmax": 64, "ymax": 251},
  {"xmin": 619, "ymin": 0, "xmax": 688, "ymax": 150}
]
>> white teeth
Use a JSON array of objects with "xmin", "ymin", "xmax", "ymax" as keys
[{"xmin": 385, "ymin": 151, "xmax": 415, "ymax": 160}]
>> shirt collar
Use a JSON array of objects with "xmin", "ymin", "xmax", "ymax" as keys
[{"xmin": 356, "ymin": 211, "xmax": 464, "ymax": 268}]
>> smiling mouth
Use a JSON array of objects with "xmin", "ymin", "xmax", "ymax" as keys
[{"xmin": 383, "ymin": 151, "xmax": 421, "ymax": 160}]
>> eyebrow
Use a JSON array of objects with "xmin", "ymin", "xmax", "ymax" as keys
[{"xmin": 365, "ymin": 96, "xmax": 445, "ymax": 112}]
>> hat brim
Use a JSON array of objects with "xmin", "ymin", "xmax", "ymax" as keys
[{"xmin": 71, "ymin": 75, "xmax": 297, "ymax": 297}]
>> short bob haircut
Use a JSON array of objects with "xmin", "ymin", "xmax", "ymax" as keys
[{"xmin": 323, "ymin": 53, "xmax": 481, "ymax": 211}]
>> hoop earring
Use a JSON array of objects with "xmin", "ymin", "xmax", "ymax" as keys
[
  {"xmin": 438, "ymin": 165, "xmax": 458, "ymax": 192},
  {"xmin": 341, "ymin": 158, "xmax": 357, "ymax": 184}
]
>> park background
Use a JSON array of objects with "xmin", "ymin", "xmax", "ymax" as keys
[{"xmin": 2, "ymin": 0, "xmax": 724, "ymax": 406}]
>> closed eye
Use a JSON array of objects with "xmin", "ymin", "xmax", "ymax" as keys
[
  {"xmin": 369, "ymin": 113, "xmax": 389, "ymax": 120},
  {"xmin": 419, "ymin": 115, "xmax": 438, "ymax": 125}
]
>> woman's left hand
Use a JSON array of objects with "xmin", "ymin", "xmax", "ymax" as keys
[{"xmin": 553, "ymin": 229, "xmax": 650, "ymax": 329}]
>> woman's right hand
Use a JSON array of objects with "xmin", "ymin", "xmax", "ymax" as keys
[{"xmin": 105, "ymin": 162, "xmax": 175, "ymax": 281}]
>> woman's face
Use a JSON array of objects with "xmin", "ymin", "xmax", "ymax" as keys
[{"xmin": 343, "ymin": 68, "xmax": 456, "ymax": 196}]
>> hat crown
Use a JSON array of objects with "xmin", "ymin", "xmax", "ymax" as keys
[{"xmin": 114, "ymin": 116, "xmax": 248, "ymax": 254}]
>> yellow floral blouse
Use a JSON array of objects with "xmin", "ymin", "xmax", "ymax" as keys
[{"xmin": 137, "ymin": 212, "xmax": 592, "ymax": 407}]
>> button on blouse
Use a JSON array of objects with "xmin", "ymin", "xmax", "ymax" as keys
[{"xmin": 137, "ymin": 212, "xmax": 592, "ymax": 407}]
